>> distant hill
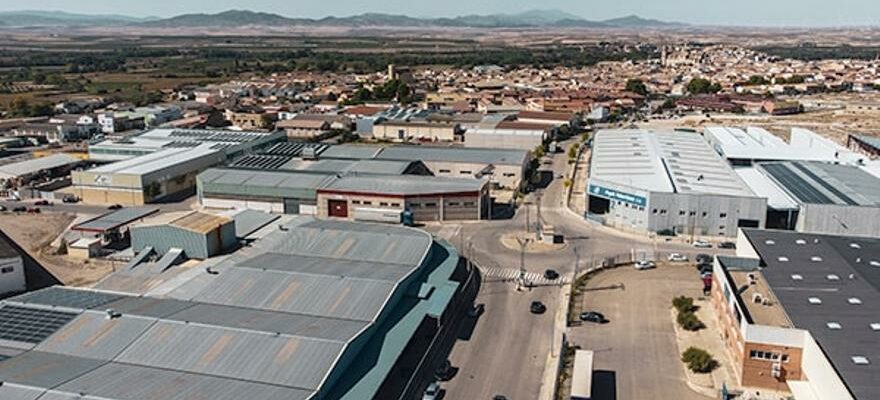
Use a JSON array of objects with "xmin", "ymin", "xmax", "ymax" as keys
[
  {"xmin": 0, "ymin": 10, "xmax": 155, "ymax": 27},
  {"xmin": 0, "ymin": 9, "xmax": 685, "ymax": 30}
]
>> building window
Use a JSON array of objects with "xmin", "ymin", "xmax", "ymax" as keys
[
  {"xmin": 719, "ymin": 226, "xmax": 725, "ymax": 231},
  {"xmin": 652, "ymin": 209, "xmax": 658, "ymax": 214},
  {"xmin": 464, "ymin": 202, "xmax": 476, "ymax": 207},
  {"xmin": 410, "ymin": 203, "xmax": 420, "ymax": 208},
  {"xmin": 503, "ymin": 173, "xmax": 515, "ymax": 177},
  {"xmin": 720, "ymin": 213, "xmax": 727, "ymax": 218},
  {"xmin": 460, "ymin": 171, "xmax": 472, "ymax": 175},
  {"xmin": 352, "ymin": 200, "xmax": 361, "ymax": 205},
  {"xmin": 425, "ymin": 202, "xmax": 437, "ymax": 207},
  {"xmin": 689, "ymin": 211, "xmax": 696, "ymax": 216},
  {"xmin": 439, "ymin": 169, "xmax": 451, "ymax": 173},
  {"xmin": 448, "ymin": 202, "xmax": 460, "ymax": 207},
  {"xmin": 702, "ymin": 212, "xmax": 708, "ymax": 218},
  {"xmin": 0, "ymin": 266, "xmax": 12, "ymax": 274},
  {"xmin": 679, "ymin": 210, "xmax": 686, "ymax": 216},
  {"xmin": 363, "ymin": 201, "xmax": 372, "ymax": 205},
  {"xmin": 391, "ymin": 203, "xmax": 400, "ymax": 207},
  {"xmin": 380, "ymin": 202, "xmax": 389, "ymax": 206}
]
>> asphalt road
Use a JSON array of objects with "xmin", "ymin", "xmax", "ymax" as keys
[
  {"xmin": 567, "ymin": 264, "xmax": 711, "ymax": 400},
  {"xmin": 0, "ymin": 196, "xmax": 196, "ymax": 216}
]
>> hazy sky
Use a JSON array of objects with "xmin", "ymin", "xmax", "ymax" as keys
[{"xmin": 2, "ymin": 0, "xmax": 879, "ymax": 27}]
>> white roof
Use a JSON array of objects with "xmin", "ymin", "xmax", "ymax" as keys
[
  {"xmin": 591, "ymin": 129, "xmax": 755, "ymax": 197},
  {"xmin": 735, "ymin": 167, "xmax": 799, "ymax": 209},
  {"xmin": 705, "ymin": 126, "xmax": 865, "ymax": 165},
  {"xmin": 87, "ymin": 145, "xmax": 221, "ymax": 176},
  {"xmin": 0, "ymin": 154, "xmax": 79, "ymax": 179}
]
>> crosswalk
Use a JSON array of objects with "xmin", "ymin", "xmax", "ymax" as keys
[{"xmin": 478, "ymin": 266, "xmax": 572, "ymax": 286}]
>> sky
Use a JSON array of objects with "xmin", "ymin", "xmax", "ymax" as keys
[{"xmin": 1, "ymin": 0, "xmax": 879, "ymax": 27}]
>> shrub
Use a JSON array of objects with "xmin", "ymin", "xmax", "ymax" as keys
[
  {"xmin": 672, "ymin": 296, "xmax": 695, "ymax": 313},
  {"xmin": 677, "ymin": 311, "xmax": 705, "ymax": 331},
  {"xmin": 681, "ymin": 347, "xmax": 718, "ymax": 373}
]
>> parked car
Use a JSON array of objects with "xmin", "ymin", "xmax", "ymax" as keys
[
  {"xmin": 12, "ymin": 206, "xmax": 26, "ymax": 213},
  {"xmin": 62, "ymin": 196, "xmax": 79, "ymax": 203},
  {"xmin": 422, "ymin": 382, "xmax": 440, "ymax": 400},
  {"xmin": 668, "ymin": 253, "xmax": 688, "ymax": 262},
  {"xmin": 434, "ymin": 360, "xmax": 454, "ymax": 381},
  {"xmin": 634, "ymin": 260, "xmax": 656, "ymax": 270},
  {"xmin": 579, "ymin": 311, "xmax": 608, "ymax": 324},
  {"xmin": 530, "ymin": 301, "xmax": 547, "ymax": 314},
  {"xmin": 695, "ymin": 253, "xmax": 713, "ymax": 264},
  {"xmin": 0, "ymin": 205, "xmax": 6, "ymax": 212},
  {"xmin": 492, "ymin": 396, "xmax": 508, "ymax": 400},
  {"xmin": 107, "ymin": 204, "xmax": 123, "ymax": 210},
  {"xmin": 693, "ymin": 240, "xmax": 712, "ymax": 248},
  {"xmin": 467, "ymin": 303, "xmax": 485, "ymax": 318},
  {"xmin": 718, "ymin": 241, "xmax": 736, "ymax": 249},
  {"xmin": 27, "ymin": 208, "xmax": 40, "ymax": 214},
  {"xmin": 34, "ymin": 200, "xmax": 52, "ymax": 206},
  {"xmin": 544, "ymin": 269, "xmax": 560, "ymax": 280}
]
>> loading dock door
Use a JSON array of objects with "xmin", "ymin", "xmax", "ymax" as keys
[{"xmin": 328, "ymin": 199, "xmax": 348, "ymax": 218}]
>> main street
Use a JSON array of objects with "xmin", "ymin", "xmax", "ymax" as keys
[{"xmin": 429, "ymin": 137, "xmax": 733, "ymax": 399}]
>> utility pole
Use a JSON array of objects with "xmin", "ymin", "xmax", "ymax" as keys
[
  {"xmin": 516, "ymin": 237, "xmax": 530, "ymax": 291},
  {"xmin": 535, "ymin": 190, "xmax": 543, "ymax": 234},
  {"xmin": 525, "ymin": 204, "xmax": 531, "ymax": 234}
]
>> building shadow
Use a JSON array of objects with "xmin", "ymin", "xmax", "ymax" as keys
[
  {"xmin": 0, "ymin": 228, "xmax": 60, "ymax": 296},
  {"xmin": 592, "ymin": 370, "xmax": 618, "ymax": 400}
]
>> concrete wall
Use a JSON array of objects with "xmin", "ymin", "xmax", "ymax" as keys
[
  {"xmin": 799, "ymin": 332, "xmax": 855, "ymax": 400},
  {"xmin": 424, "ymin": 160, "xmax": 524, "ymax": 191},
  {"xmin": 373, "ymin": 123, "xmax": 456, "ymax": 142},
  {"xmin": 316, "ymin": 192, "xmax": 483, "ymax": 222},
  {"xmin": 0, "ymin": 256, "xmax": 25, "ymax": 297},
  {"xmin": 647, "ymin": 192, "xmax": 767, "ymax": 237},
  {"xmin": 464, "ymin": 132, "xmax": 544, "ymax": 151},
  {"xmin": 797, "ymin": 203, "xmax": 880, "ymax": 237}
]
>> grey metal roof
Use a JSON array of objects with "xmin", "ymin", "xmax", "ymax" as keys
[
  {"xmin": 99, "ymin": 296, "xmax": 195, "ymax": 318},
  {"xmin": 56, "ymin": 362, "xmax": 313, "ymax": 400},
  {"xmin": 852, "ymin": 134, "xmax": 880, "ymax": 151},
  {"xmin": 72, "ymin": 207, "xmax": 159, "ymax": 233},
  {"xmin": 759, "ymin": 161, "xmax": 880, "ymax": 206},
  {"xmin": 230, "ymin": 209, "xmax": 280, "ymax": 238},
  {"xmin": 376, "ymin": 145, "xmax": 528, "ymax": 166},
  {"xmin": 11, "ymin": 286, "xmax": 125, "ymax": 309},
  {"xmin": 0, "ymin": 154, "xmax": 79, "ymax": 179},
  {"xmin": 742, "ymin": 229, "xmax": 880, "ymax": 400},
  {"xmin": 0, "ymin": 351, "xmax": 105, "ymax": 388},
  {"xmin": 237, "ymin": 252, "xmax": 414, "ymax": 281},
  {"xmin": 319, "ymin": 144, "xmax": 384, "ymax": 159},
  {"xmin": 198, "ymin": 168, "xmax": 336, "ymax": 200},
  {"xmin": 0, "ymin": 384, "xmax": 45, "ymax": 400},
  {"xmin": 116, "ymin": 321, "xmax": 343, "ymax": 390},
  {"xmin": 321, "ymin": 174, "xmax": 485, "ymax": 197},
  {"xmin": 35, "ymin": 312, "xmax": 155, "ymax": 360}
]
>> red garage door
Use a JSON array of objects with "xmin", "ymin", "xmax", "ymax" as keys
[{"xmin": 328, "ymin": 199, "xmax": 348, "ymax": 218}]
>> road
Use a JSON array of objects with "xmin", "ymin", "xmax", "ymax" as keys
[
  {"xmin": 430, "ymin": 137, "xmax": 732, "ymax": 400},
  {"xmin": 567, "ymin": 264, "xmax": 710, "ymax": 400},
  {"xmin": 0, "ymin": 196, "xmax": 196, "ymax": 216}
]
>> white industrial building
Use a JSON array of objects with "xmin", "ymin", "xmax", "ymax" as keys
[
  {"xmin": 464, "ymin": 128, "xmax": 547, "ymax": 151},
  {"xmin": 587, "ymin": 129, "xmax": 766, "ymax": 237},
  {"xmin": 704, "ymin": 126, "xmax": 866, "ymax": 167}
]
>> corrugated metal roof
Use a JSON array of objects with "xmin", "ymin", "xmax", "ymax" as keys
[
  {"xmin": 0, "ymin": 154, "xmax": 79, "ymax": 179},
  {"xmin": 376, "ymin": 145, "xmax": 528, "ymax": 166},
  {"xmin": 56, "ymin": 362, "xmax": 313, "ymax": 400},
  {"xmin": 72, "ymin": 207, "xmax": 160, "ymax": 233},
  {"xmin": 116, "ymin": 321, "xmax": 342, "ymax": 390},
  {"xmin": 228, "ymin": 209, "xmax": 280, "ymax": 238},
  {"xmin": 35, "ymin": 312, "xmax": 155, "ymax": 360},
  {"xmin": 85, "ymin": 145, "xmax": 222, "ymax": 176},
  {"xmin": 198, "ymin": 168, "xmax": 336, "ymax": 200},
  {"xmin": 237, "ymin": 252, "xmax": 414, "ymax": 281},
  {"xmin": 0, "ymin": 351, "xmax": 105, "ymax": 388},
  {"xmin": 0, "ymin": 384, "xmax": 45, "ymax": 400},
  {"xmin": 319, "ymin": 144, "xmax": 383, "ymax": 159}
]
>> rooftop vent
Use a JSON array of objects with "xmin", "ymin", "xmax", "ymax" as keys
[
  {"xmin": 827, "ymin": 322, "xmax": 842, "ymax": 330},
  {"xmin": 765, "ymin": 240, "xmax": 775, "ymax": 245},
  {"xmin": 851, "ymin": 356, "xmax": 870, "ymax": 365},
  {"xmin": 808, "ymin": 297, "xmax": 822, "ymax": 305},
  {"xmin": 205, "ymin": 266, "xmax": 219, "ymax": 275},
  {"xmin": 811, "ymin": 256, "xmax": 823, "ymax": 262},
  {"xmin": 778, "ymin": 256, "xmax": 790, "ymax": 262},
  {"xmin": 826, "ymin": 274, "xmax": 840, "ymax": 281},
  {"xmin": 791, "ymin": 274, "xmax": 803, "ymax": 280},
  {"xmin": 105, "ymin": 309, "xmax": 122, "ymax": 320},
  {"xmin": 850, "ymin": 243, "xmax": 861, "ymax": 249},
  {"xmin": 870, "ymin": 323, "xmax": 880, "ymax": 331},
  {"xmin": 796, "ymin": 239, "xmax": 806, "ymax": 245},
  {"xmin": 848, "ymin": 298, "xmax": 863, "ymax": 305},
  {"xmin": 870, "ymin": 260, "xmax": 880, "ymax": 267}
]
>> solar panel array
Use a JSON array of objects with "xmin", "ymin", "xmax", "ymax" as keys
[
  {"xmin": 229, "ymin": 155, "xmax": 293, "ymax": 170},
  {"xmin": 162, "ymin": 141, "xmax": 201, "ymax": 149},
  {"xmin": 763, "ymin": 163, "xmax": 833, "ymax": 204},
  {"xmin": 789, "ymin": 162, "xmax": 859, "ymax": 206},
  {"xmin": 12, "ymin": 287, "xmax": 124, "ymax": 309},
  {"xmin": 0, "ymin": 305, "xmax": 78, "ymax": 344},
  {"xmin": 168, "ymin": 130, "xmax": 261, "ymax": 143},
  {"xmin": 261, "ymin": 142, "xmax": 329, "ymax": 157}
]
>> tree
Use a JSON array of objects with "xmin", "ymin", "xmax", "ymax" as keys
[
  {"xmin": 568, "ymin": 144, "xmax": 579, "ymax": 160},
  {"xmin": 746, "ymin": 75, "xmax": 768, "ymax": 86},
  {"xmin": 677, "ymin": 311, "xmax": 705, "ymax": 331},
  {"xmin": 625, "ymin": 78, "xmax": 649, "ymax": 96},
  {"xmin": 681, "ymin": 347, "xmax": 718, "ymax": 373},
  {"xmin": 687, "ymin": 78, "xmax": 722, "ymax": 94}
]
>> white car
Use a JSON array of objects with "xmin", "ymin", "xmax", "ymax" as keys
[
  {"xmin": 634, "ymin": 260, "xmax": 656, "ymax": 270},
  {"xmin": 423, "ymin": 382, "xmax": 440, "ymax": 400},
  {"xmin": 693, "ymin": 240, "xmax": 712, "ymax": 248},
  {"xmin": 668, "ymin": 253, "xmax": 688, "ymax": 262}
]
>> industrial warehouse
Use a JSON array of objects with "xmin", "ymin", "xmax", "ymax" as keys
[
  {"xmin": 711, "ymin": 228, "xmax": 880, "ymax": 400},
  {"xmin": 0, "ymin": 216, "xmax": 473, "ymax": 400},
  {"xmin": 586, "ymin": 129, "xmax": 767, "ymax": 237}
]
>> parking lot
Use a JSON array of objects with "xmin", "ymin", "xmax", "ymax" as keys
[{"xmin": 567, "ymin": 263, "xmax": 711, "ymax": 400}]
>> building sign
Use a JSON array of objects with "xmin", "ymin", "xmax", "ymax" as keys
[{"xmin": 588, "ymin": 184, "xmax": 646, "ymax": 207}]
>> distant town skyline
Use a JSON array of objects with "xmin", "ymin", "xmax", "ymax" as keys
[{"xmin": 1, "ymin": 0, "xmax": 879, "ymax": 27}]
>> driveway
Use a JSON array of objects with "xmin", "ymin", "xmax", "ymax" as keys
[{"xmin": 567, "ymin": 264, "xmax": 711, "ymax": 400}]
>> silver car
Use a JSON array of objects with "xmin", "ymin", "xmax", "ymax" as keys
[{"xmin": 423, "ymin": 382, "xmax": 440, "ymax": 400}]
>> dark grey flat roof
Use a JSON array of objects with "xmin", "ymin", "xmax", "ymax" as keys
[
  {"xmin": 759, "ymin": 161, "xmax": 880, "ymax": 206},
  {"xmin": 743, "ymin": 229, "xmax": 880, "ymax": 400},
  {"xmin": 72, "ymin": 207, "xmax": 160, "ymax": 233}
]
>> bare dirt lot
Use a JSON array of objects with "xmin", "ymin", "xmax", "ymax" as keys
[{"xmin": 0, "ymin": 212, "xmax": 114, "ymax": 287}]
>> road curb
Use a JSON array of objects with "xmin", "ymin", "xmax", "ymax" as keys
[{"xmin": 537, "ymin": 284, "xmax": 571, "ymax": 400}]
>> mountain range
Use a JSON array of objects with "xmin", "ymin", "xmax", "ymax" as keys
[{"xmin": 0, "ymin": 9, "xmax": 685, "ymax": 29}]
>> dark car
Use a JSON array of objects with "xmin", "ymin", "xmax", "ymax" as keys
[
  {"xmin": 544, "ymin": 269, "xmax": 559, "ymax": 280},
  {"xmin": 27, "ymin": 208, "xmax": 40, "ymax": 214},
  {"xmin": 108, "ymin": 204, "xmax": 123, "ymax": 210},
  {"xmin": 434, "ymin": 360, "xmax": 454, "ymax": 381},
  {"xmin": 695, "ymin": 253, "xmax": 712, "ymax": 265},
  {"xmin": 493, "ymin": 396, "xmax": 508, "ymax": 400},
  {"xmin": 718, "ymin": 241, "xmax": 736, "ymax": 249},
  {"xmin": 530, "ymin": 301, "xmax": 547, "ymax": 314},
  {"xmin": 579, "ymin": 311, "xmax": 608, "ymax": 324},
  {"xmin": 467, "ymin": 303, "xmax": 485, "ymax": 318},
  {"xmin": 12, "ymin": 206, "xmax": 26, "ymax": 212},
  {"xmin": 62, "ymin": 196, "xmax": 79, "ymax": 203},
  {"xmin": 34, "ymin": 200, "xmax": 52, "ymax": 206}
]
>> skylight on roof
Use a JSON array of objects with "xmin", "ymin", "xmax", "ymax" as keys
[
  {"xmin": 796, "ymin": 239, "xmax": 806, "ymax": 245},
  {"xmin": 870, "ymin": 260, "xmax": 880, "ymax": 267},
  {"xmin": 850, "ymin": 243, "xmax": 861, "ymax": 249},
  {"xmin": 791, "ymin": 274, "xmax": 803, "ymax": 280},
  {"xmin": 765, "ymin": 240, "xmax": 775, "ymax": 245},
  {"xmin": 852, "ymin": 356, "xmax": 870, "ymax": 365},
  {"xmin": 870, "ymin": 323, "xmax": 880, "ymax": 331},
  {"xmin": 848, "ymin": 298, "xmax": 863, "ymax": 305},
  {"xmin": 811, "ymin": 256, "xmax": 823, "ymax": 262},
  {"xmin": 808, "ymin": 297, "xmax": 822, "ymax": 305},
  {"xmin": 826, "ymin": 274, "xmax": 840, "ymax": 281},
  {"xmin": 826, "ymin": 322, "xmax": 842, "ymax": 330},
  {"xmin": 778, "ymin": 256, "xmax": 790, "ymax": 262}
]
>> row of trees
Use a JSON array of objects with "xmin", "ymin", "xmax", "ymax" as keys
[{"xmin": 343, "ymin": 79, "xmax": 413, "ymax": 105}]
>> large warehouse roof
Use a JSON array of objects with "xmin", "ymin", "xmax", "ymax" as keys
[
  {"xmin": 0, "ymin": 218, "xmax": 438, "ymax": 400},
  {"xmin": 741, "ymin": 229, "xmax": 880, "ymax": 400},
  {"xmin": 72, "ymin": 206, "xmax": 159, "ymax": 233},
  {"xmin": 758, "ymin": 161, "xmax": 880, "ymax": 206},
  {"xmin": 85, "ymin": 145, "xmax": 222, "ymax": 176},
  {"xmin": 198, "ymin": 168, "xmax": 336, "ymax": 200},
  {"xmin": 705, "ymin": 126, "xmax": 864, "ymax": 164},
  {"xmin": 376, "ymin": 145, "xmax": 528, "ymax": 166},
  {"xmin": 590, "ymin": 129, "xmax": 755, "ymax": 197},
  {"xmin": 0, "ymin": 154, "xmax": 80, "ymax": 179}
]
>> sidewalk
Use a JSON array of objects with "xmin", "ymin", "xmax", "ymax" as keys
[{"xmin": 671, "ymin": 298, "xmax": 739, "ymax": 398}]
